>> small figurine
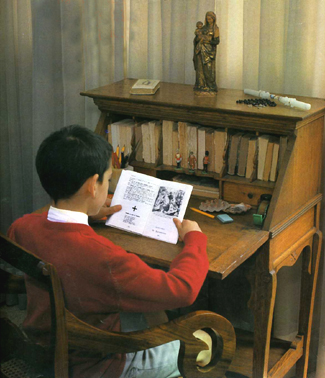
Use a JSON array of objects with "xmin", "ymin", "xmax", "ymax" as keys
[
  {"xmin": 203, "ymin": 150, "xmax": 209, "ymax": 172},
  {"xmin": 195, "ymin": 21, "xmax": 204, "ymax": 39},
  {"xmin": 188, "ymin": 151, "xmax": 197, "ymax": 171},
  {"xmin": 175, "ymin": 150, "xmax": 182, "ymax": 169},
  {"xmin": 194, "ymin": 21, "xmax": 205, "ymax": 60}
]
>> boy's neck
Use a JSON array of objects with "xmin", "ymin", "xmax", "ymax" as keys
[
  {"xmin": 54, "ymin": 194, "xmax": 90, "ymax": 215},
  {"xmin": 52, "ymin": 173, "xmax": 102, "ymax": 217}
]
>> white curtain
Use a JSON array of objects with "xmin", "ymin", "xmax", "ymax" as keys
[
  {"xmin": 0, "ymin": 0, "xmax": 124, "ymax": 232},
  {"xmin": 1, "ymin": 0, "xmax": 325, "ymax": 376}
]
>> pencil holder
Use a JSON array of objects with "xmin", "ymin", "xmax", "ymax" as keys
[{"xmin": 110, "ymin": 166, "xmax": 134, "ymax": 193}]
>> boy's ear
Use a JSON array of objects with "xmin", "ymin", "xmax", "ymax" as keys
[{"xmin": 87, "ymin": 174, "xmax": 99, "ymax": 198}]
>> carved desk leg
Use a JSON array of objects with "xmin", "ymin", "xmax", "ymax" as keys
[
  {"xmin": 252, "ymin": 243, "xmax": 277, "ymax": 378},
  {"xmin": 296, "ymin": 230, "xmax": 322, "ymax": 378}
]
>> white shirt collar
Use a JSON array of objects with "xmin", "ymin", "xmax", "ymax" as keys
[{"xmin": 47, "ymin": 206, "xmax": 89, "ymax": 225}]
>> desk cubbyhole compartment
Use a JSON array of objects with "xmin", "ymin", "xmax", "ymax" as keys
[{"xmin": 222, "ymin": 181, "xmax": 274, "ymax": 207}]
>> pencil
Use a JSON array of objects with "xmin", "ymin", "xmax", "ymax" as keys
[
  {"xmin": 190, "ymin": 207, "xmax": 215, "ymax": 219},
  {"xmin": 112, "ymin": 152, "xmax": 120, "ymax": 169}
]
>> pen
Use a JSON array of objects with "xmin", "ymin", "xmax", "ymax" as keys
[
  {"xmin": 121, "ymin": 153, "xmax": 129, "ymax": 169},
  {"xmin": 190, "ymin": 207, "xmax": 215, "ymax": 219},
  {"xmin": 116, "ymin": 145, "xmax": 120, "ymax": 165},
  {"xmin": 119, "ymin": 145, "xmax": 125, "ymax": 165}
]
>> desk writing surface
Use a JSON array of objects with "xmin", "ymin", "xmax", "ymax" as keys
[
  {"xmin": 34, "ymin": 198, "xmax": 268, "ymax": 279},
  {"xmin": 93, "ymin": 197, "xmax": 269, "ymax": 280}
]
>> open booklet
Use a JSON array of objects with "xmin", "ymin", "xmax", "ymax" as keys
[{"xmin": 106, "ymin": 170, "xmax": 193, "ymax": 244}]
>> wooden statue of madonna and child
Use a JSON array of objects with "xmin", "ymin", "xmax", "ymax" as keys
[{"xmin": 193, "ymin": 11, "xmax": 220, "ymax": 95}]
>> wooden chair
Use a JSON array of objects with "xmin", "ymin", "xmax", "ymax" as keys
[{"xmin": 0, "ymin": 233, "xmax": 236, "ymax": 378}]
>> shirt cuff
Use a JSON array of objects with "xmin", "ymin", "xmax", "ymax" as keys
[{"xmin": 183, "ymin": 231, "xmax": 207, "ymax": 246}]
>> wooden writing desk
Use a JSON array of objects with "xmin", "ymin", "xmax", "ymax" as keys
[{"xmin": 82, "ymin": 80, "xmax": 325, "ymax": 378}]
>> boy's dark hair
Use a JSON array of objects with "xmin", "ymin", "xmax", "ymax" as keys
[{"xmin": 36, "ymin": 125, "xmax": 112, "ymax": 202}]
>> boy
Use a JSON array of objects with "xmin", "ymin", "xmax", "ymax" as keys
[{"xmin": 8, "ymin": 125, "xmax": 209, "ymax": 378}]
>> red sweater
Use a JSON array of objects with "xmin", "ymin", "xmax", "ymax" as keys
[{"xmin": 8, "ymin": 212, "xmax": 209, "ymax": 378}]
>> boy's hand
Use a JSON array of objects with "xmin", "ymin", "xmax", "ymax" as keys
[
  {"xmin": 173, "ymin": 218, "xmax": 202, "ymax": 242},
  {"xmin": 89, "ymin": 198, "xmax": 122, "ymax": 222}
]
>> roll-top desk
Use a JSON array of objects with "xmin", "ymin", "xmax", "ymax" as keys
[{"xmin": 81, "ymin": 79, "xmax": 325, "ymax": 378}]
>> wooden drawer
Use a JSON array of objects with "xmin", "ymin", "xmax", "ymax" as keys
[
  {"xmin": 223, "ymin": 181, "xmax": 273, "ymax": 206},
  {"xmin": 269, "ymin": 208, "xmax": 315, "ymax": 267}
]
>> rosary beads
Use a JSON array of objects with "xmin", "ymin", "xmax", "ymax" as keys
[{"xmin": 236, "ymin": 98, "xmax": 277, "ymax": 108}]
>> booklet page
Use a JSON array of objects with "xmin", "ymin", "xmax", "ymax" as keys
[
  {"xmin": 106, "ymin": 170, "xmax": 160, "ymax": 235},
  {"xmin": 142, "ymin": 180, "xmax": 193, "ymax": 244}
]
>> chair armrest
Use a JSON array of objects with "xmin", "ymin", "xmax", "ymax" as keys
[{"xmin": 65, "ymin": 309, "xmax": 236, "ymax": 378}]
